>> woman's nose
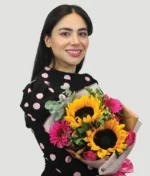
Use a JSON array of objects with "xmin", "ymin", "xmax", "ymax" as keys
[{"xmin": 70, "ymin": 34, "xmax": 80, "ymax": 45}]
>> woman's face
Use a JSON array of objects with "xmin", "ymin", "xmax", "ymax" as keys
[{"xmin": 44, "ymin": 12, "xmax": 89, "ymax": 73}]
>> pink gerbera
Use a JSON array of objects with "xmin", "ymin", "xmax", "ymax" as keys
[
  {"xmin": 49, "ymin": 120, "xmax": 72, "ymax": 148},
  {"xmin": 104, "ymin": 95, "xmax": 122, "ymax": 113}
]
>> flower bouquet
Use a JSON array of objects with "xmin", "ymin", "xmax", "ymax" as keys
[{"xmin": 44, "ymin": 83, "xmax": 141, "ymax": 175}]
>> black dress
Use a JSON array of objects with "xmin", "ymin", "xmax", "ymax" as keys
[{"xmin": 20, "ymin": 66, "xmax": 101, "ymax": 176}]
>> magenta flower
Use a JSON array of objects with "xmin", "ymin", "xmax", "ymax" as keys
[
  {"xmin": 83, "ymin": 151, "xmax": 97, "ymax": 161},
  {"xmin": 106, "ymin": 171, "xmax": 125, "ymax": 176},
  {"xmin": 106, "ymin": 159, "xmax": 134, "ymax": 176},
  {"xmin": 125, "ymin": 131, "xmax": 136, "ymax": 146},
  {"xmin": 49, "ymin": 120, "xmax": 72, "ymax": 148},
  {"xmin": 113, "ymin": 172, "xmax": 126, "ymax": 176},
  {"xmin": 115, "ymin": 116, "xmax": 121, "ymax": 122},
  {"xmin": 104, "ymin": 95, "xmax": 122, "ymax": 113}
]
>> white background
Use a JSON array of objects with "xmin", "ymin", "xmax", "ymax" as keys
[{"xmin": 0, "ymin": 0, "xmax": 149, "ymax": 175}]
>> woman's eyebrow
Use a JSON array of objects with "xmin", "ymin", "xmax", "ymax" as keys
[{"xmin": 58, "ymin": 27, "xmax": 88, "ymax": 31}]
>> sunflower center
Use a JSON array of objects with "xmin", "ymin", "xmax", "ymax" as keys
[
  {"xmin": 75, "ymin": 107, "xmax": 94, "ymax": 119},
  {"xmin": 94, "ymin": 129, "xmax": 117, "ymax": 149}
]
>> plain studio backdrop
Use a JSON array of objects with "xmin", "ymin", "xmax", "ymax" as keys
[{"xmin": 0, "ymin": 0, "xmax": 149, "ymax": 175}]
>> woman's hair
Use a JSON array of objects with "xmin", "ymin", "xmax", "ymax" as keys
[{"xmin": 31, "ymin": 4, "xmax": 93, "ymax": 81}]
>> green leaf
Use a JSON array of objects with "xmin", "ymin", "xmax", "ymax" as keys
[
  {"xmin": 45, "ymin": 101, "xmax": 54, "ymax": 110},
  {"xmin": 50, "ymin": 110, "xmax": 56, "ymax": 114},
  {"xmin": 97, "ymin": 115, "xmax": 105, "ymax": 121},
  {"xmin": 66, "ymin": 89, "xmax": 72, "ymax": 96},
  {"xmin": 59, "ymin": 108, "xmax": 65, "ymax": 116},
  {"xmin": 96, "ymin": 115, "xmax": 105, "ymax": 129},
  {"xmin": 100, "ymin": 120, "xmax": 105, "ymax": 129},
  {"xmin": 78, "ymin": 127, "xmax": 85, "ymax": 134},
  {"xmin": 45, "ymin": 101, "xmax": 60, "ymax": 110},
  {"xmin": 64, "ymin": 97, "xmax": 73, "ymax": 105},
  {"xmin": 54, "ymin": 115, "xmax": 62, "ymax": 121},
  {"xmin": 59, "ymin": 95, "xmax": 65, "ymax": 102},
  {"xmin": 115, "ymin": 150, "xmax": 122, "ymax": 158},
  {"xmin": 100, "ymin": 96, "xmax": 105, "ymax": 106},
  {"xmin": 78, "ymin": 122, "xmax": 91, "ymax": 134},
  {"xmin": 52, "ymin": 105, "xmax": 59, "ymax": 111},
  {"xmin": 73, "ymin": 138, "xmax": 84, "ymax": 146},
  {"xmin": 95, "ymin": 88, "xmax": 103, "ymax": 97}
]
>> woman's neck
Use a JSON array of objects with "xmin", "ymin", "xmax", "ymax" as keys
[{"xmin": 49, "ymin": 63, "xmax": 76, "ymax": 73}]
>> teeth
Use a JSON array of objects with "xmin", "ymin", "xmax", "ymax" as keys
[{"xmin": 67, "ymin": 50, "xmax": 80, "ymax": 54}]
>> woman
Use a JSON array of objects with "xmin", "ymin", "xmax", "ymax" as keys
[{"xmin": 20, "ymin": 4, "xmax": 103, "ymax": 176}]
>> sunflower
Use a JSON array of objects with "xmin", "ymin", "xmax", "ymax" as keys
[
  {"xmin": 64, "ymin": 95, "xmax": 103, "ymax": 128},
  {"xmin": 84, "ymin": 118, "xmax": 128, "ymax": 158}
]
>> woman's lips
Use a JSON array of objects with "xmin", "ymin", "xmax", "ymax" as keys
[{"xmin": 66, "ymin": 50, "xmax": 82, "ymax": 57}]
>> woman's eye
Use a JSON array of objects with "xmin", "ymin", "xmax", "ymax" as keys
[
  {"xmin": 61, "ymin": 32, "xmax": 70, "ymax": 36},
  {"xmin": 79, "ymin": 32, "xmax": 88, "ymax": 37}
]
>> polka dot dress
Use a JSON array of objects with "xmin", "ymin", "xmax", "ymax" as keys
[{"xmin": 20, "ymin": 66, "xmax": 102, "ymax": 176}]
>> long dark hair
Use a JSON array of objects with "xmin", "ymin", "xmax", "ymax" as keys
[{"xmin": 31, "ymin": 4, "xmax": 93, "ymax": 81}]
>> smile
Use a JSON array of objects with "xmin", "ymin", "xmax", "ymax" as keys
[{"xmin": 66, "ymin": 50, "xmax": 82, "ymax": 57}]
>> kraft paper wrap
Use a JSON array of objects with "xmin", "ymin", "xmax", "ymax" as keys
[{"xmin": 120, "ymin": 103, "xmax": 139, "ymax": 131}]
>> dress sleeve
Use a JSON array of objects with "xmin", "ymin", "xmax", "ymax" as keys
[
  {"xmin": 20, "ymin": 76, "xmax": 56, "ymax": 126},
  {"xmin": 83, "ymin": 73, "xmax": 98, "ymax": 83},
  {"xmin": 83, "ymin": 73, "xmax": 104, "ymax": 93}
]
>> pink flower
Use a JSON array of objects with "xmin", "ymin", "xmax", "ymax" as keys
[
  {"xmin": 49, "ymin": 120, "xmax": 72, "ymax": 148},
  {"xmin": 115, "ymin": 116, "xmax": 121, "ymax": 122},
  {"xmin": 113, "ymin": 171, "xmax": 126, "ymax": 176},
  {"xmin": 104, "ymin": 95, "xmax": 122, "ymax": 113},
  {"xmin": 106, "ymin": 172, "xmax": 125, "ymax": 176},
  {"xmin": 106, "ymin": 159, "xmax": 134, "ymax": 176},
  {"xmin": 83, "ymin": 151, "xmax": 97, "ymax": 161},
  {"xmin": 125, "ymin": 131, "xmax": 136, "ymax": 146}
]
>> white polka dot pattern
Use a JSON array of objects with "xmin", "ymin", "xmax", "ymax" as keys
[
  {"xmin": 44, "ymin": 81, "xmax": 50, "ymax": 86},
  {"xmin": 33, "ymin": 103, "xmax": 40, "ymax": 110},
  {"xmin": 28, "ymin": 88, "xmax": 31, "ymax": 93},
  {"xmin": 44, "ymin": 66, "xmax": 51, "ymax": 71},
  {"xmin": 56, "ymin": 168, "xmax": 62, "ymax": 173},
  {"xmin": 41, "ymin": 73, "xmax": 48, "ymax": 78},
  {"xmin": 64, "ymin": 74, "xmax": 71, "ymax": 80},
  {"xmin": 50, "ymin": 154, "xmax": 56, "ymax": 161},
  {"xmin": 65, "ymin": 156, "xmax": 72, "ymax": 163},
  {"xmin": 27, "ymin": 113, "xmax": 36, "ymax": 121},
  {"xmin": 27, "ymin": 114, "xmax": 32, "ymax": 118},
  {"xmin": 24, "ymin": 102, "xmax": 29, "ymax": 107},
  {"xmin": 39, "ymin": 143, "xmax": 45, "ymax": 149},
  {"xmin": 74, "ymin": 172, "xmax": 81, "ymax": 176},
  {"xmin": 64, "ymin": 82, "xmax": 70, "ymax": 87},
  {"xmin": 85, "ymin": 76, "xmax": 90, "ymax": 81},
  {"xmin": 36, "ymin": 93, "xmax": 43, "ymax": 99},
  {"xmin": 31, "ymin": 117, "xmax": 36, "ymax": 121},
  {"xmin": 48, "ymin": 87, "xmax": 54, "ymax": 93}
]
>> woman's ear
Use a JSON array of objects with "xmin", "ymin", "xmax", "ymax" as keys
[{"xmin": 44, "ymin": 35, "xmax": 51, "ymax": 48}]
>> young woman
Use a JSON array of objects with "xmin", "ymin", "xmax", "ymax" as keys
[{"xmin": 20, "ymin": 4, "xmax": 104, "ymax": 176}]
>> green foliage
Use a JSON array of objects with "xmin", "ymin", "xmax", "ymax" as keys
[
  {"xmin": 73, "ymin": 138, "xmax": 84, "ymax": 146},
  {"xmin": 77, "ymin": 122, "xmax": 91, "ymax": 134},
  {"xmin": 45, "ymin": 84, "xmax": 76, "ymax": 121},
  {"xmin": 96, "ymin": 115, "xmax": 105, "ymax": 129},
  {"xmin": 84, "ymin": 86, "xmax": 104, "ymax": 98}
]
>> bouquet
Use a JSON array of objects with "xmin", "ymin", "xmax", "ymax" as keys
[{"xmin": 44, "ymin": 83, "xmax": 141, "ymax": 175}]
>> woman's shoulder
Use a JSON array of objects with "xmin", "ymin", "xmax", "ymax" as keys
[
  {"xmin": 22, "ymin": 66, "xmax": 52, "ymax": 93},
  {"xmin": 81, "ymin": 72, "xmax": 98, "ymax": 84},
  {"xmin": 20, "ymin": 67, "xmax": 56, "ymax": 124}
]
